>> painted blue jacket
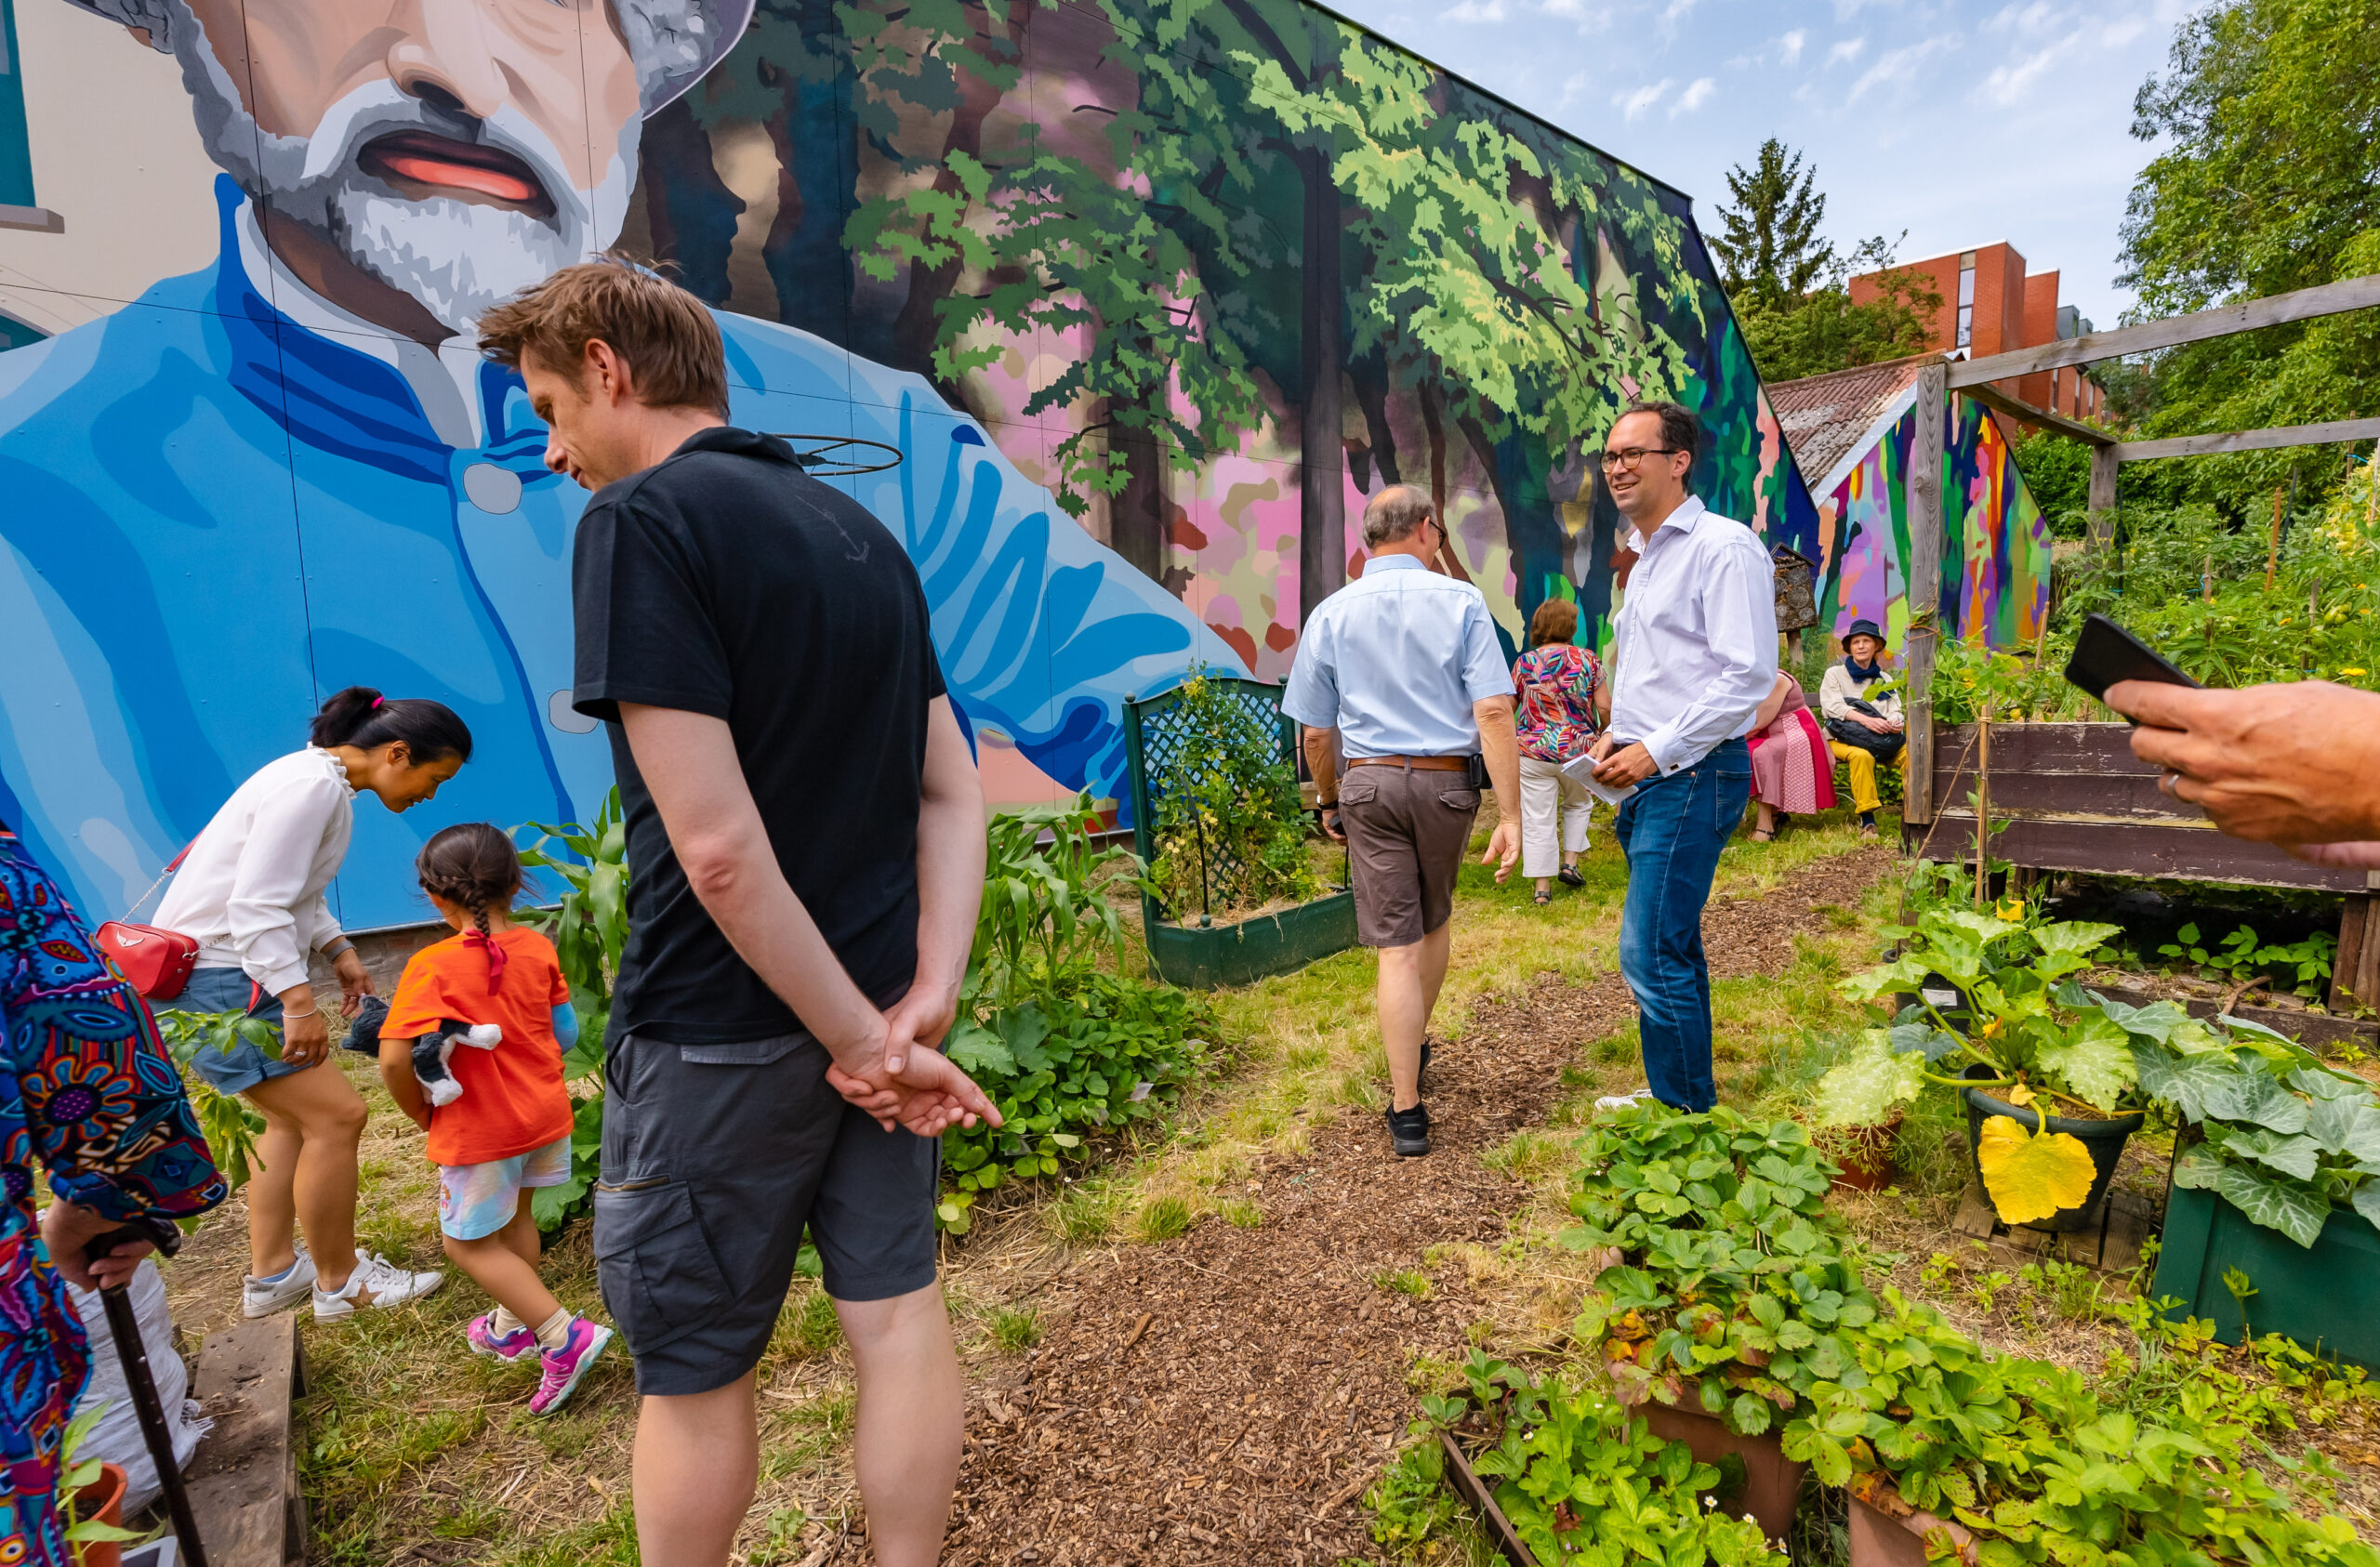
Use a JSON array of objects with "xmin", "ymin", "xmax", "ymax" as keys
[{"xmin": 0, "ymin": 178, "xmax": 1235, "ymax": 929}]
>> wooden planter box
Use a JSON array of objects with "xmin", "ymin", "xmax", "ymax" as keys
[
  {"xmin": 2150, "ymin": 1181, "xmax": 2380, "ymax": 1370},
  {"xmin": 1910, "ymin": 721, "xmax": 2380, "ymax": 1012}
]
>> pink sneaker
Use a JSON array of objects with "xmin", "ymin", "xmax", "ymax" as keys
[
  {"xmin": 530, "ymin": 1317, "xmax": 614, "ymax": 1415},
  {"xmin": 467, "ymin": 1311, "xmax": 540, "ymax": 1363}
]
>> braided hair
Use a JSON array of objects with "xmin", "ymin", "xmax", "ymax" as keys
[{"xmin": 416, "ymin": 823, "xmax": 523, "ymax": 981}]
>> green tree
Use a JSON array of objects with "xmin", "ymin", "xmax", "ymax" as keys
[
  {"xmin": 2012, "ymin": 431, "xmax": 2096, "ymax": 539},
  {"xmin": 1733, "ymin": 235, "xmax": 1940, "ymax": 382},
  {"xmin": 1710, "ymin": 138, "xmax": 1833, "ymax": 309},
  {"xmin": 2118, "ymin": 0, "xmax": 2380, "ymax": 508}
]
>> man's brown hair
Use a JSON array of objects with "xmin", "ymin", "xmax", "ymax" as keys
[
  {"xmin": 478, "ymin": 259, "xmax": 729, "ymax": 416},
  {"xmin": 1528, "ymin": 598, "xmax": 1579, "ymax": 647}
]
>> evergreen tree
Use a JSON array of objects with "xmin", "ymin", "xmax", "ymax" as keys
[{"xmin": 1711, "ymin": 138, "xmax": 1833, "ymax": 307}]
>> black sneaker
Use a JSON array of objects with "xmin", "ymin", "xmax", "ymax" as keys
[{"xmin": 1385, "ymin": 1102, "xmax": 1431, "ymax": 1157}]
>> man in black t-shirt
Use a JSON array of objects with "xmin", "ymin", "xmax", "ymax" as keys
[{"xmin": 481, "ymin": 262, "xmax": 998, "ymax": 1567}]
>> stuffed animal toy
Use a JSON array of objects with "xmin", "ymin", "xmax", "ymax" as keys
[
  {"xmin": 341, "ymin": 994, "xmax": 390, "ymax": 1056},
  {"xmin": 411, "ymin": 1020, "xmax": 502, "ymax": 1107}
]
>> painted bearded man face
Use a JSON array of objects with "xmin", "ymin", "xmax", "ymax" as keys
[{"xmin": 83, "ymin": 0, "xmax": 738, "ymax": 335}]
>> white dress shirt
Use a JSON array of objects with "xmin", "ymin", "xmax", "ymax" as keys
[
  {"xmin": 1605, "ymin": 496, "xmax": 1778, "ymax": 775},
  {"xmin": 152, "ymin": 747, "xmax": 354, "ymax": 995},
  {"xmin": 1280, "ymin": 554, "xmax": 1512, "ymax": 757}
]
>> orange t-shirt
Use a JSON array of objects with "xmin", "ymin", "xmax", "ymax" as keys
[{"xmin": 382, "ymin": 925, "xmax": 575, "ymax": 1168}]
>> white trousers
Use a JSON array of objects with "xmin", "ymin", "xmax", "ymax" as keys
[{"xmin": 1518, "ymin": 754, "xmax": 1593, "ymax": 878}]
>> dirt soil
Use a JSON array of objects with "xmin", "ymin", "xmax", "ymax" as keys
[{"xmin": 918, "ymin": 848, "xmax": 1897, "ymax": 1566}]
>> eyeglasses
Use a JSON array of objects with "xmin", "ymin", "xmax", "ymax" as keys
[{"xmin": 1598, "ymin": 446, "xmax": 1681, "ymax": 471}]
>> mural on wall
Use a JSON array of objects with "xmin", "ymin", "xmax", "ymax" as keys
[
  {"xmin": 1805, "ymin": 388, "xmax": 2050, "ymax": 653},
  {"xmin": 0, "ymin": 0, "xmax": 1814, "ymax": 931}
]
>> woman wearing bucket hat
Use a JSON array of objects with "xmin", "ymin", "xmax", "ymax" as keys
[{"xmin": 1818, "ymin": 620, "xmax": 1905, "ymax": 838}]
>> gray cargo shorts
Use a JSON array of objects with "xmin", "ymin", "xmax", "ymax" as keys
[{"xmin": 593, "ymin": 1028, "xmax": 940, "ymax": 1397}]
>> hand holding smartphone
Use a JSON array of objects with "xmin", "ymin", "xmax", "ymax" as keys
[{"xmin": 2063, "ymin": 613, "xmax": 2201, "ymax": 713}]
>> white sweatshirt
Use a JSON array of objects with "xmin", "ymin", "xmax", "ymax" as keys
[{"xmin": 152, "ymin": 748, "xmax": 354, "ymax": 995}]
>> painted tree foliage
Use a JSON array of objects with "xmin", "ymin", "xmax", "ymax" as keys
[{"xmin": 629, "ymin": 0, "xmax": 1818, "ymax": 663}]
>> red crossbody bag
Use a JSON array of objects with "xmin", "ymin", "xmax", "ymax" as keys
[{"xmin": 95, "ymin": 843, "xmax": 199, "ymax": 1000}]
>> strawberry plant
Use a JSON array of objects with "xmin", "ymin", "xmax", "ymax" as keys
[
  {"xmin": 2156, "ymin": 920, "xmax": 2335, "ymax": 999},
  {"xmin": 1429, "ymin": 1352, "xmax": 1785, "ymax": 1565}
]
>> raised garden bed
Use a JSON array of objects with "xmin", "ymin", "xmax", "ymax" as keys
[
  {"xmin": 1124, "ymin": 674, "xmax": 1356, "ymax": 990},
  {"xmin": 2151, "ymin": 1179, "xmax": 2380, "ymax": 1371}
]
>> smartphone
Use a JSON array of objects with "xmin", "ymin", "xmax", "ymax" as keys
[{"xmin": 2063, "ymin": 613, "xmax": 2202, "ymax": 706}]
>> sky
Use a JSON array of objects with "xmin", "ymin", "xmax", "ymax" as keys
[{"xmin": 1324, "ymin": 0, "xmax": 2201, "ymax": 330}]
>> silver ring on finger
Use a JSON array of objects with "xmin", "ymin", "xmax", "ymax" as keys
[{"xmin": 2158, "ymin": 769, "xmax": 2184, "ymax": 797}]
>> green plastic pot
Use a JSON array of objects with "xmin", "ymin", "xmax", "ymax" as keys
[
  {"xmin": 1143, "ymin": 890, "xmax": 1357, "ymax": 990},
  {"xmin": 2152, "ymin": 1179, "xmax": 2380, "ymax": 1369},
  {"xmin": 1961, "ymin": 1066, "xmax": 2143, "ymax": 1232}
]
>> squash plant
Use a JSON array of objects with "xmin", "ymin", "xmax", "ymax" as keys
[{"xmin": 2101, "ymin": 993, "xmax": 2380, "ymax": 1246}]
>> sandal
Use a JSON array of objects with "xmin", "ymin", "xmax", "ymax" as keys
[
  {"xmin": 1750, "ymin": 828, "xmax": 1775, "ymax": 843},
  {"xmin": 1533, "ymin": 889, "xmax": 1552, "ymax": 905},
  {"xmin": 1557, "ymin": 866, "xmax": 1585, "ymax": 888}
]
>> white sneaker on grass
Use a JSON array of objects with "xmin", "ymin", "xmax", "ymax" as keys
[
  {"xmin": 1593, "ymin": 1087, "xmax": 1659, "ymax": 1113},
  {"xmin": 241, "ymin": 1244, "xmax": 316, "ymax": 1319},
  {"xmin": 312, "ymin": 1252, "xmax": 445, "ymax": 1321}
]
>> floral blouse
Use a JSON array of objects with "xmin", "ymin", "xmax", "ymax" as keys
[
  {"xmin": 1512, "ymin": 643, "xmax": 1603, "ymax": 763},
  {"xmin": 1, "ymin": 827, "xmax": 225, "ymax": 1565}
]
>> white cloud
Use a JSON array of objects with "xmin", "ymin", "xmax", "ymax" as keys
[
  {"xmin": 1974, "ymin": 43, "xmax": 2059, "ymax": 105},
  {"xmin": 1540, "ymin": 0, "xmax": 1619, "ymax": 25},
  {"xmin": 1659, "ymin": 0, "xmax": 1699, "ymax": 32},
  {"xmin": 1445, "ymin": 0, "xmax": 1508, "ymax": 20},
  {"xmin": 1614, "ymin": 78, "xmax": 1673, "ymax": 121},
  {"xmin": 1825, "ymin": 36, "xmax": 1867, "ymax": 66},
  {"xmin": 1984, "ymin": 0, "xmax": 2062, "ymax": 34},
  {"xmin": 1848, "ymin": 37, "xmax": 1951, "ymax": 101},
  {"xmin": 1670, "ymin": 76, "xmax": 1717, "ymax": 116},
  {"xmin": 1833, "ymin": 0, "xmax": 1904, "ymax": 16},
  {"xmin": 1778, "ymin": 27, "xmax": 1809, "ymax": 64}
]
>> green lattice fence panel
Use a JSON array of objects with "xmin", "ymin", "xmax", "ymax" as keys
[{"xmin": 1123, "ymin": 676, "xmax": 1356, "ymax": 989}]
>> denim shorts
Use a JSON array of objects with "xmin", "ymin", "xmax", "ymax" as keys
[{"xmin": 162, "ymin": 967, "xmax": 315, "ymax": 1096}]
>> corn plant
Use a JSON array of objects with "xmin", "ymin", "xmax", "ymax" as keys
[
  {"xmin": 152, "ymin": 1008, "xmax": 271, "ymax": 1193},
  {"xmin": 974, "ymin": 793, "xmax": 1137, "ymax": 1008},
  {"xmin": 516, "ymin": 788, "xmax": 628, "ymax": 1226}
]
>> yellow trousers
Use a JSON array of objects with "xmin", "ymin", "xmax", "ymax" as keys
[{"xmin": 1829, "ymin": 740, "xmax": 1899, "ymax": 815}]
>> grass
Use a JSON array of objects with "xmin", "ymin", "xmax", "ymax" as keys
[{"xmin": 160, "ymin": 798, "xmax": 1902, "ymax": 1564}]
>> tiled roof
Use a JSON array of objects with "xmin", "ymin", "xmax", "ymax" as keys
[{"xmin": 1766, "ymin": 352, "xmax": 1941, "ymax": 490}]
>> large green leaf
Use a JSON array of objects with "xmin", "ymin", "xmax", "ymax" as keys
[
  {"xmin": 2033, "ymin": 1014, "xmax": 2136, "ymax": 1113},
  {"xmin": 2305, "ymin": 1095, "xmax": 2380, "ymax": 1162},
  {"xmin": 2355, "ymin": 1181, "xmax": 2380, "ymax": 1239},
  {"xmin": 1814, "ymin": 1033, "xmax": 1926, "ymax": 1126},
  {"xmin": 2171, "ymin": 1143, "xmax": 2225, "ymax": 1191},
  {"xmin": 2129, "ymin": 1042, "xmax": 2240, "ymax": 1123},
  {"xmin": 2092, "ymin": 994, "xmax": 2199, "ymax": 1045},
  {"xmin": 996, "ymin": 1004, "xmax": 1054, "ymax": 1073},
  {"xmin": 1887, "ymin": 1022, "xmax": 1964, "ymax": 1062},
  {"xmin": 943, "ymin": 1018, "xmax": 1015, "ymax": 1078},
  {"xmin": 2289, "ymin": 1066, "xmax": 2371, "ymax": 1103},
  {"xmin": 2213, "ymin": 1162, "xmax": 2332, "ymax": 1248},
  {"xmin": 2218, "ymin": 1127, "xmax": 2323, "ymax": 1182},
  {"xmin": 2032, "ymin": 921, "xmax": 2124, "ymax": 958},
  {"xmin": 2201, "ymin": 1065, "xmax": 2310, "ymax": 1135}
]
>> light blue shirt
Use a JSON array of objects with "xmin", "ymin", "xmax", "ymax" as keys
[{"xmin": 1280, "ymin": 555, "xmax": 1512, "ymax": 757}]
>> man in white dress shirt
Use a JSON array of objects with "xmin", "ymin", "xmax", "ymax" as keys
[
  {"xmin": 1584, "ymin": 403, "xmax": 1778, "ymax": 1113},
  {"xmin": 1283, "ymin": 486, "xmax": 1522, "ymax": 1158}
]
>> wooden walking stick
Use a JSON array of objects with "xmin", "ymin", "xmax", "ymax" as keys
[{"xmin": 86, "ymin": 1219, "xmax": 211, "ymax": 1567}]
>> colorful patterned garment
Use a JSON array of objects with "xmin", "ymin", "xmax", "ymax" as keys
[
  {"xmin": 1511, "ymin": 644, "xmax": 1603, "ymax": 763},
  {"xmin": 0, "ymin": 828, "xmax": 225, "ymax": 1566}
]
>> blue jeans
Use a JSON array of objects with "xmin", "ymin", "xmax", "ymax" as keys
[
  {"xmin": 1613, "ymin": 738, "xmax": 1752, "ymax": 1113},
  {"xmin": 161, "ymin": 967, "xmax": 309, "ymax": 1096}
]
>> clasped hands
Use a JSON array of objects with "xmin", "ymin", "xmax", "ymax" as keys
[{"xmin": 825, "ymin": 982, "xmax": 1004, "ymax": 1137}]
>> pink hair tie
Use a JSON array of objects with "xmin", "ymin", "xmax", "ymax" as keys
[{"xmin": 370, "ymin": 696, "xmax": 385, "ymax": 710}]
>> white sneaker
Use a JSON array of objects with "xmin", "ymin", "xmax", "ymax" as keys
[
  {"xmin": 241, "ymin": 1244, "xmax": 317, "ymax": 1318},
  {"xmin": 312, "ymin": 1252, "xmax": 445, "ymax": 1320},
  {"xmin": 1593, "ymin": 1087, "xmax": 1659, "ymax": 1113}
]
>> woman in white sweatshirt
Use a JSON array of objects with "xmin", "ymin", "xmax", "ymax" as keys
[{"xmin": 155, "ymin": 687, "xmax": 470, "ymax": 1321}]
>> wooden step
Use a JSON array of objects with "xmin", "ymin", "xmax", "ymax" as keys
[{"xmin": 185, "ymin": 1313, "xmax": 307, "ymax": 1566}]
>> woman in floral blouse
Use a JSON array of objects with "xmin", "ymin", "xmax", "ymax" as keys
[
  {"xmin": 1511, "ymin": 599, "xmax": 1604, "ymax": 905},
  {"xmin": 2, "ymin": 824, "xmax": 225, "ymax": 1567}
]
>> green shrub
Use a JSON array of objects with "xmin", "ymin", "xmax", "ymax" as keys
[{"xmin": 1144, "ymin": 665, "xmax": 1320, "ymax": 922}]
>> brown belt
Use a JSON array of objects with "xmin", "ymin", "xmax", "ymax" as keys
[{"xmin": 1344, "ymin": 755, "xmax": 1468, "ymax": 771}]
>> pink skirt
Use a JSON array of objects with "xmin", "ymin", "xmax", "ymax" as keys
[{"xmin": 1749, "ymin": 707, "xmax": 1837, "ymax": 815}]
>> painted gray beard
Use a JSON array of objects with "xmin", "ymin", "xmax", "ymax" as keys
[{"xmin": 165, "ymin": 7, "xmax": 628, "ymax": 336}]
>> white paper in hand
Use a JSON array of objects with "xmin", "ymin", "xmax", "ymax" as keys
[{"xmin": 1560, "ymin": 752, "xmax": 1638, "ymax": 809}]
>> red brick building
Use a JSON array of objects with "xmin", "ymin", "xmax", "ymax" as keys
[{"xmin": 1848, "ymin": 241, "xmax": 2105, "ymax": 420}]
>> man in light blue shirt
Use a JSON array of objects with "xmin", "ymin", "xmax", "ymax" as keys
[{"xmin": 1282, "ymin": 485, "xmax": 1521, "ymax": 1158}]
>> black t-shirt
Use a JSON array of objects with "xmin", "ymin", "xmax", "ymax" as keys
[{"xmin": 572, "ymin": 427, "xmax": 945, "ymax": 1044}]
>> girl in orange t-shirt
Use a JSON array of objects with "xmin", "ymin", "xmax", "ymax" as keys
[{"xmin": 377, "ymin": 823, "xmax": 612, "ymax": 1416}]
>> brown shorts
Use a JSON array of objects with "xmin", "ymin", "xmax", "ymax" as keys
[{"xmin": 1339, "ymin": 764, "xmax": 1481, "ymax": 947}]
